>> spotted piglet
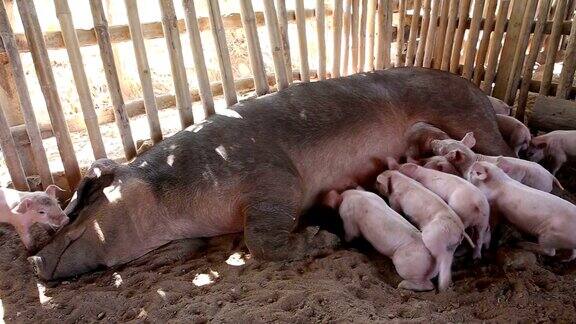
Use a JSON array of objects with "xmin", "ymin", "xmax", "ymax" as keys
[
  {"xmin": 526, "ymin": 130, "xmax": 576, "ymax": 175},
  {"xmin": 467, "ymin": 161, "xmax": 576, "ymax": 261},
  {"xmin": 325, "ymin": 189, "xmax": 437, "ymax": 291},
  {"xmin": 376, "ymin": 171, "xmax": 473, "ymax": 291},
  {"xmin": 0, "ymin": 185, "xmax": 68, "ymax": 250}
]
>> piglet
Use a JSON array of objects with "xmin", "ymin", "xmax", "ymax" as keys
[
  {"xmin": 496, "ymin": 115, "xmax": 531, "ymax": 156},
  {"xmin": 420, "ymin": 156, "xmax": 459, "ymax": 175},
  {"xmin": 405, "ymin": 122, "xmax": 450, "ymax": 159},
  {"xmin": 0, "ymin": 185, "xmax": 68, "ymax": 250},
  {"xmin": 325, "ymin": 189, "xmax": 437, "ymax": 291},
  {"xmin": 467, "ymin": 161, "xmax": 576, "ymax": 261},
  {"xmin": 399, "ymin": 163, "xmax": 490, "ymax": 259},
  {"xmin": 431, "ymin": 132, "xmax": 477, "ymax": 160},
  {"xmin": 376, "ymin": 171, "xmax": 473, "ymax": 291},
  {"xmin": 488, "ymin": 96, "xmax": 512, "ymax": 115},
  {"xmin": 526, "ymin": 130, "xmax": 576, "ymax": 175}
]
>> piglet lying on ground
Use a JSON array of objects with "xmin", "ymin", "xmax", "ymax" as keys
[
  {"xmin": 468, "ymin": 162, "xmax": 576, "ymax": 261},
  {"xmin": 496, "ymin": 115, "xmax": 531, "ymax": 156},
  {"xmin": 325, "ymin": 189, "xmax": 437, "ymax": 291},
  {"xmin": 526, "ymin": 130, "xmax": 576, "ymax": 175},
  {"xmin": 376, "ymin": 170, "xmax": 473, "ymax": 291},
  {"xmin": 399, "ymin": 163, "xmax": 490, "ymax": 259},
  {"xmin": 0, "ymin": 185, "xmax": 68, "ymax": 250}
]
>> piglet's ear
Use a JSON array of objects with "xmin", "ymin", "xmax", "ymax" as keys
[
  {"xmin": 537, "ymin": 142, "xmax": 547, "ymax": 149},
  {"xmin": 462, "ymin": 132, "xmax": 476, "ymax": 148},
  {"xmin": 399, "ymin": 163, "xmax": 418, "ymax": 174},
  {"xmin": 15, "ymin": 198, "xmax": 32, "ymax": 213},
  {"xmin": 322, "ymin": 190, "xmax": 342, "ymax": 209},
  {"xmin": 45, "ymin": 184, "xmax": 65, "ymax": 199},
  {"xmin": 446, "ymin": 149, "xmax": 463, "ymax": 163}
]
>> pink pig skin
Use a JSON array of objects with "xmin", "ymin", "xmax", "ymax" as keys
[
  {"xmin": 526, "ymin": 130, "xmax": 576, "ymax": 175},
  {"xmin": 496, "ymin": 115, "xmax": 531, "ymax": 156}
]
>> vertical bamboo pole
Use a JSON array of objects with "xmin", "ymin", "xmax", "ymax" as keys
[
  {"xmin": 516, "ymin": 0, "xmax": 552, "ymax": 120},
  {"xmin": 351, "ymin": 0, "xmax": 360, "ymax": 73},
  {"xmin": 158, "ymin": 0, "xmax": 194, "ymax": 128},
  {"xmin": 440, "ymin": 0, "xmax": 458, "ymax": 70},
  {"xmin": 207, "ymin": 0, "xmax": 237, "ymax": 107},
  {"xmin": 433, "ymin": 0, "xmax": 449, "ymax": 69},
  {"xmin": 555, "ymin": 11, "xmax": 576, "ymax": 99},
  {"xmin": 396, "ymin": 0, "xmax": 406, "ymax": 67},
  {"xmin": 182, "ymin": 0, "xmax": 216, "ymax": 115},
  {"xmin": 17, "ymin": 0, "xmax": 81, "ymax": 188},
  {"xmin": 376, "ymin": 0, "xmax": 393, "ymax": 69},
  {"xmin": 239, "ymin": 0, "xmax": 269, "ymax": 95},
  {"xmin": 415, "ymin": 0, "xmax": 431, "ymax": 67},
  {"xmin": 90, "ymin": 0, "xmax": 136, "ymax": 160},
  {"xmin": 423, "ymin": 0, "xmax": 440, "ymax": 68},
  {"xmin": 54, "ymin": 0, "xmax": 106, "ymax": 159},
  {"xmin": 461, "ymin": 0, "xmax": 486, "ymax": 79},
  {"xmin": 343, "ymin": 0, "xmax": 352, "ymax": 74},
  {"xmin": 276, "ymin": 0, "xmax": 293, "ymax": 83},
  {"xmin": 366, "ymin": 0, "xmax": 377, "ymax": 70},
  {"xmin": 0, "ymin": 3, "xmax": 53, "ymax": 187},
  {"xmin": 317, "ymin": 0, "xmax": 327, "ymax": 79},
  {"xmin": 358, "ymin": 0, "xmax": 368, "ymax": 71},
  {"xmin": 481, "ymin": 0, "xmax": 510, "ymax": 93},
  {"xmin": 124, "ymin": 0, "xmax": 163, "ymax": 143},
  {"xmin": 332, "ymin": 0, "xmax": 343, "ymax": 76},
  {"xmin": 503, "ymin": 0, "xmax": 538, "ymax": 104},
  {"xmin": 472, "ymin": 0, "xmax": 497, "ymax": 85},
  {"xmin": 405, "ymin": 0, "xmax": 422, "ymax": 66},
  {"xmin": 263, "ymin": 0, "xmax": 289, "ymax": 89},
  {"xmin": 540, "ymin": 0, "xmax": 568, "ymax": 96},
  {"xmin": 295, "ymin": 0, "xmax": 310, "ymax": 81},
  {"xmin": 0, "ymin": 102, "xmax": 29, "ymax": 190},
  {"xmin": 449, "ymin": 0, "xmax": 471, "ymax": 73}
]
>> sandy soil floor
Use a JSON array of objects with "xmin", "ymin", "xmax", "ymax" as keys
[{"xmin": 1, "ymin": 165, "xmax": 575, "ymax": 323}]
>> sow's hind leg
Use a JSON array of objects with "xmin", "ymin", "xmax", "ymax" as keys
[{"xmin": 241, "ymin": 170, "xmax": 340, "ymax": 261}]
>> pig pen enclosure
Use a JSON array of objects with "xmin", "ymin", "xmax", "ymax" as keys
[{"xmin": 0, "ymin": 0, "xmax": 576, "ymax": 322}]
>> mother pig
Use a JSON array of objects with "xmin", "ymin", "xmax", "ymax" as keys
[{"xmin": 29, "ymin": 67, "xmax": 513, "ymax": 280}]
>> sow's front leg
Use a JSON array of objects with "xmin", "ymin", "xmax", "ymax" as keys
[{"xmin": 241, "ymin": 170, "xmax": 340, "ymax": 261}]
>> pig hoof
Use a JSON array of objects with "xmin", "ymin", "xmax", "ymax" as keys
[
  {"xmin": 398, "ymin": 280, "xmax": 434, "ymax": 292},
  {"xmin": 28, "ymin": 256, "xmax": 44, "ymax": 276}
]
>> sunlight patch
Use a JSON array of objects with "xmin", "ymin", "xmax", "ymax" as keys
[
  {"xmin": 185, "ymin": 120, "xmax": 212, "ymax": 133},
  {"xmin": 192, "ymin": 270, "xmax": 219, "ymax": 287},
  {"xmin": 36, "ymin": 282, "xmax": 51, "ymax": 305},
  {"xmin": 94, "ymin": 221, "xmax": 105, "ymax": 243},
  {"xmin": 93, "ymin": 167, "xmax": 102, "ymax": 178},
  {"xmin": 139, "ymin": 161, "xmax": 148, "ymax": 168},
  {"xmin": 103, "ymin": 181, "xmax": 122, "ymax": 203},
  {"xmin": 215, "ymin": 145, "xmax": 228, "ymax": 161},
  {"xmin": 219, "ymin": 109, "xmax": 242, "ymax": 119},
  {"xmin": 113, "ymin": 272, "xmax": 122, "ymax": 287},
  {"xmin": 167, "ymin": 154, "xmax": 175, "ymax": 166},
  {"xmin": 0, "ymin": 298, "xmax": 4, "ymax": 322},
  {"xmin": 157, "ymin": 289, "xmax": 167, "ymax": 301},
  {"xmin": 300, "ymin": 110, "xmax": 307, "ymax": 119},
  {"xmin": 225, "ymin": 252, "xmax": 249, "ymax": 266}
]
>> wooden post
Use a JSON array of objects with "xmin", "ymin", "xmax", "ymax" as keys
[
  {"xmin": 516, "ymin": 0, "xmax": 552, "ymax": 121},
  {"xmin": 317, "ymin": 0, "xmax": 327, "ymax": 79},
  {"xmin": 461, "ymin": 0, "xmax": 485, "ymax": 79},
  {"xmin": 472, "ymin": 0, "xmax": 497, "ymax": 85},
  {"xmin": 159, "ymin": 0, "xmax": 194, "ymax": 127},
  {"xmin": 239, "ymin": 0, "xmax": 269, "ymax": 94},
  {"xmin": 342, "ymin": 0, "xmax": 352, "ymax": 74},
  {"xmin": 17, "ymin": 0, "xmax": 81, "ymax": 188},
  {"xmin": 358, "ymin": 0, "xmax": 368, "ymax": 71},
  {"xmin": 295, "ymin": 0, "xmax": 310, "ymax": 81},
  {"xmin": 396, "ymin": 0, "xmax": 406, "ymax": 67},
  {"xmin": 0, "ymin": 0, "xmax": 53, "ymax": 187},
  {"xmin": 415, "ymin": 0, "xmax": 431, "ymax": 67},
  {"xmin": 276, "ymin": 0, "xmax": 293, "ymax": 83},
  {"xmin": 540, "ymin": 0, "xmax": 568, "ymax": 96},
  {"xmin": 433, "ymin": 0, "xmax": 450, "ymax": 69},
  {"xmin": 449, "ymin": 0, "xmax": 471, "ymax": 73},
  {"xmin": 54, "ymin": 0, "xmax": 107, "ymax": 159},
  {"xmin": 263, "ymin": 0, "xmax": 289, "ymax": 89},
  {"xmin": 124, "ymin": 0, "xmax": 163, "ymax": 144},
  {"xmin": 366, "ymin": 0, "xmax": 377, "ymax": 70},
  {"xmin": 332, "ymin": 0, "xmax": 343, "ymax": 77},
  {"xmin": 503, "ymin": 0, "xmax": 538, "ymax": 104},
  {"xmin": 351, "ymin": 0, "xmax": 360, "ymax": 73},
  {"xmin": 0, "ymin": 101, "xmax": 28, "ymax": 190},
  {"xmin": 481, "ymin": 0, "xmax": 510, "ymax": 93},
  {"xmin": 182, "ymin": 0, "xmax": 216, "ymax": 115},
  {"xmin": 90, "ymin": 0, "xmax": 136, "ymax": 160},
  {"xmin": 405, "ymin": 0, "xmax": 422, "ymax": 66},
  {"xmin": 440, "ymin": 0, "xmax": 458, "ymax": 70},
  {"xmin": 556, "ymin": 12, "xmax": 576, "ymax": 99},
  {"xmin": 492, "ymin": 0, "xmax": 530, "ymax": 98},
  {"xmin": 423, "ymin": 0, "xmax": 440, "ymax": 68},
  {"xmin": 207, "ymin": 0, "xmax": 238, "ymax": 107},
  {"xmin": 376, "ymin": 0, "xmax": 392, "ymax": 69}
]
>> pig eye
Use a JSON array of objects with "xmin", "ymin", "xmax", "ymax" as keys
[{"xmin": 38, "ymin": 211, "xmax": 46, "ymax": 214}]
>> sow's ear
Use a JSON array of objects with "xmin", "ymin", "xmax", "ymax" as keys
[{"xmin": 461, "ymin": 132, "xmax": 476, "ymax": 148}]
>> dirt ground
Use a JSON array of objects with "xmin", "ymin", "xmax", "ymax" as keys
[{"xmin": 0, "ymin": 165, "xmax": 575, "ymax": 323}]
